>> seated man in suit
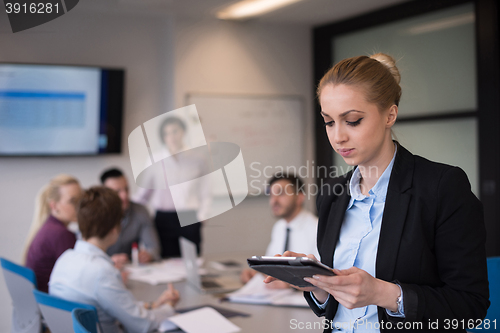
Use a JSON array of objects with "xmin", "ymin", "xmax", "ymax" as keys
[
  {"xmin": 100, "ymin": 168, "xmax": 161, "ymax": 268},
  {"xmin": 49, "ymin": 186, "xmax": 179, "ymax": 333},
  {"xmin": 241, "ymin": 173, "xmax": 320, "ymax": 288}
]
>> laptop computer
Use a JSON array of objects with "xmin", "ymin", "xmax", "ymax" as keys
[{"xmin": 180, "ymin": 237, "xmax": 243, "ymax": 294}]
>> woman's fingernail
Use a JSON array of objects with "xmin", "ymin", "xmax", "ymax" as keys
[{"xmin": 312, "ymin": 275, "xmax": 320, "ymax": 280}]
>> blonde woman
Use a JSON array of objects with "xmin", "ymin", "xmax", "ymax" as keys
[
  {"xmin": 266, "ymin": 54, "xmax": 489, "ymax": 332},
  {"xmin": 24, "ymin": 174, "xmax": 81, "ymax": 292}
]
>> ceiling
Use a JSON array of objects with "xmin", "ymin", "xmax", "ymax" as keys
[{"xmin": 81, "ymin": 0, "xmax": 411, "ymax": 26}]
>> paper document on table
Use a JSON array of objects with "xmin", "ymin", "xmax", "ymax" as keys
[
  {"xmin": 272, "ymin": 293, "xmax": 309, "ymax": 307},
  {"xmin": 160, "ymin": 307, "xmax": 240, "ymax": 333},
  {"xmin": 209, "ymin": 260, "xmax": 242, "ymax": 272},
  {"xmin": 227, "ymin": 273, "xmax": 308, "ymax": 307},
  {"xmin": 159, "ymin": 319, "xmax": 179, "ymax": 332},
  {"xmin": 127, "ymin": 258, "xmax": 205, "ymax": 285}
]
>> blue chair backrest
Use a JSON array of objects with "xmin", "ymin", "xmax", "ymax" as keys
[
  {"xmin": 485, "ymin": 257, "xmax": 500, "ymax": 330},
  {"xmin": 0, "ymin": 257, "xmax": 41, "ymax": 333},
  {"xmin": 72, "ymin": 308, "xmax": 98, "ymax": 333},
  {"xmin": 33, "ymin": 290, "xmax": 98, "ymax": 333},
  {"xmin": 469, "ymin": 256, "xmax": 500, "ymax": 332}
]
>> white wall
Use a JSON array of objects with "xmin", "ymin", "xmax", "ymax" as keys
[
  {"xmin": 0, "ymin": 11, "xmax": 313, "ymax": 332},
  {"xmin": 174, "ymin": 17, "xmax": 314, "ymax": 255},
  {"xmin": 0, "ymin": 9, "xmax": 175, "ymax": 331}
]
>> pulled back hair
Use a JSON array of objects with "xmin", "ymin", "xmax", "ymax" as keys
[
  {"xmin": 78, "ymin": 186, "xmax": 123, "ymax": 240},
  {"xmin": 317, "ymin": 53, "xmax": 401, "ymax": 111},
  {"xmin": 23, "ymin": 174, "xmax": 80, "ymax": 263}
]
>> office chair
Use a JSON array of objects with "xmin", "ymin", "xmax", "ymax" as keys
[
  {"xmin": 483, "ymin": 257, "xmax": 500, "ymax": 331},
  {"xmin": 0, "ymin": 257, "xmax": 42, "ymax": 333},
  {"xmin": 32, "ymin": 290, "xmax": 98, "ymax": 333},
  {"xmin": 72, "ymin": 308, "xmax": 98, "ymax": 333},
  {"xmin": 469, "ymin": 256, "xmax": 500, "ymax": 332}
]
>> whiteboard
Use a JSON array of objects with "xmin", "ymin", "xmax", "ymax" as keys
[{"xmin": 187, "ymin": 94, "xmax": 305, "ymax": 196}]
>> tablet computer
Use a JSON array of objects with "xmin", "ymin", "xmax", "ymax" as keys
[{"xmin": 247, "ymin": 256, "xmax": 335, "ymax": 287}]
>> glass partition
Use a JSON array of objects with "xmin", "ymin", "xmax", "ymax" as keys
[{"xmin": 330, "ymin": 3, "xmax": 477, "ymax": 193}]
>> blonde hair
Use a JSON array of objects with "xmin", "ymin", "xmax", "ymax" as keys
[
  {"xmin": 317, "ymin": 53, "xmax": 401, "ymax": 111},
  {"xmin": 22, "ymin": 174, "xmax": 80, "ymax": 263}
]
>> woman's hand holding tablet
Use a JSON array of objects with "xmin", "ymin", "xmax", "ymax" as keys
[
  {"xmin": 263, "ymin": 252, "xmax": 331, "ymax": 303},
  {"xmin": 256, "ymin": 251, "xmax": 400, "ymax": 309},
  {"xmin": 249, "ymin": 251, "xmax": 332, "ymax": 292}
]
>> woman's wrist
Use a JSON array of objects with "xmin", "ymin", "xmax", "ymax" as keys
[
  {"xmin": 374, "ymin": 279, "xmax": 400, "ymax": 312},
  {"xmin": 312, "ymin": 288, "xmax": 329, "ymax": 304},
  {"xmin": 144, "ymin": 299, "xmax": 161, "ymax": 309}
]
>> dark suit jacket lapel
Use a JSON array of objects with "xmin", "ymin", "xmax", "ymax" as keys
[
  {"xmin": 317, "ymin": 173, "xmax": 352, "ymax": 324},
  {"xmin": 376, "ymin": 143, "xmax": 414, "ymax": 281},
  {"xmin": 318, "ymin": 172, "xmax": 352, "ymax": 268}
]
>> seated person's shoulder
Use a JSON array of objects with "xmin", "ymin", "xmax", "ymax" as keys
[
  {"xmin": 129, "ymin": 201, "xmax": 151, "ymax": 218},
  {"xmin": 305, "ymin": 209, "xmax": 318, "ymax": 220},
  {"xmin": 41, "ymin": 218, "xmax": 75, "ymax": 236},
  {"xmin": 303, "ymin": 211, "xmax": 319, "ymax": 235},
  {"xmin": 81, "ymin": 252, "xmax": 120, "ymax": 282},
  {"xmin": 31, "ymin": 220, "xmax": 75, "ymax": 252},
  {"xmin": 65, "ymin": 242, "xmax": 115, "ymax": 266},
  {"xmin": 297, "ymin": 209, "xmax": 318, "ymax": 224}
]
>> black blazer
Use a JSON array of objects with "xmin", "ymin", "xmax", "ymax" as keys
[{"xmin": 304, "ymin": 143, "xmax": 489, "ymax": 332}]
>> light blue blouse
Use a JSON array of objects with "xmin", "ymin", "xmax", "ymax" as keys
[{"xmin": 312, "ymin": 145, "xmax": 404, "ymax": 332}]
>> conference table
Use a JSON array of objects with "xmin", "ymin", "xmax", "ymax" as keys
[{"xmin": 127, "ymin": 252, "xmax": 324, "ymax": 332}]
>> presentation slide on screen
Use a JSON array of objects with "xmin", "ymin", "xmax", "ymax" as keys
[{"xmin": 0, "ymin": 65, "xmax": 101, "ymax": 154}]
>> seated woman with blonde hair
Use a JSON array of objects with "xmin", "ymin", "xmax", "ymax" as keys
[{"xmin": 24, "ymin": 174, "xmax": 81, "ymax": 292}]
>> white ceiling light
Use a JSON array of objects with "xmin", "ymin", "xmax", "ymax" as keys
[
  {"xmin": 405, "ymin": 13, "xmax": 475, "ymax": 35},
  {"xmin": 217, "ymin": 0, "xmax": 303, "ymax": 20}
]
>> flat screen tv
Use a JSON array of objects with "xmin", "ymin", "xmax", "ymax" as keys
[{"xmin": 0, "ymin": 63, "xmax": 124, "ymax": 155}]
